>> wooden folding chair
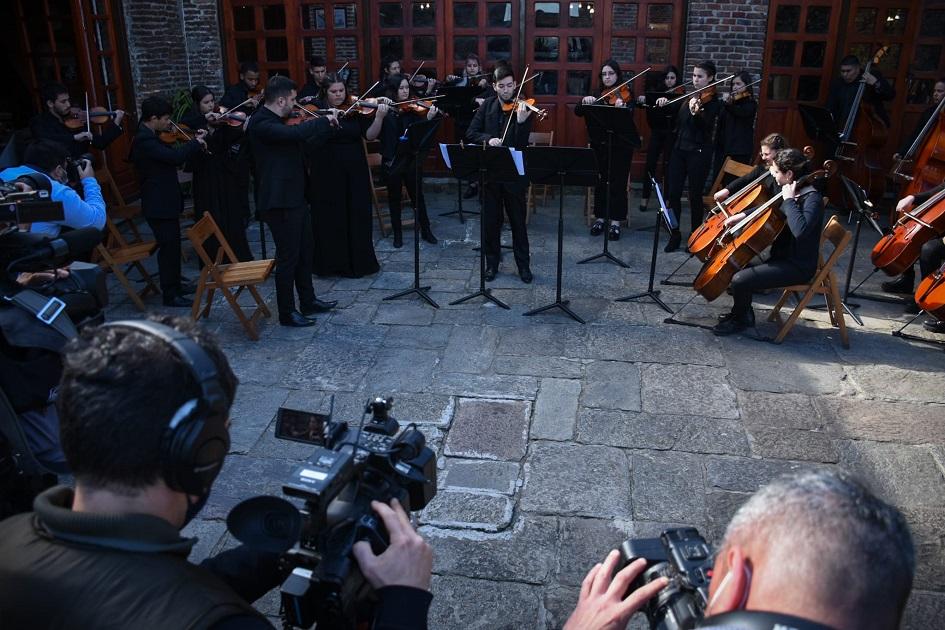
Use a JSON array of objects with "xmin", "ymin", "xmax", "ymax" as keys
[
  {"xmin": 526, "ymin": 130, "xmax": 555, "ymax": 222},
  {"xmin": 187, "ymin": 213, "xmax": 275, "ymax": 341},
  {"xmin": 703, "ymin": 157, "xmax": 754, "ymax": 209},
  {"xmin": 767, "ymin": 216, "xmax": 851, "ymax": 348},
  {"xmin": 96, "ymin": 216, "xmax": 161, "ymax": 311},
  {"xmin": 95, "ymin": 166, "xmax": 145, "ymax": 244}
]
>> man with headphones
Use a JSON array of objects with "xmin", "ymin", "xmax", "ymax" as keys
[{"xmin": 0, "ymin": 316, "xmax": 433, "ymax": 629}]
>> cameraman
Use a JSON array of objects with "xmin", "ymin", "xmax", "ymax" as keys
[
  {"xmin": 0, "ymin": 139, "xmax": 106, "ymax": 237},
  {"xmin": 0, "ymin": 317, "xmax": 433, "ymax": 629},
  {"xmin": 565, "ymin": 469, "xmax": 915, "ymax": 630}
]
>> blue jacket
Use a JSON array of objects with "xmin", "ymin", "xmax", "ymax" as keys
[{"xmin": 0, "ymin": 165, "xmax": 106, "ymax": 237}]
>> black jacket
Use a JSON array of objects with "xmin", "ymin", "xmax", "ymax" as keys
[
  {"xmin": 29, "ymin": 110, "xmax": 123, "ymax": 158},
  {"xmin": 674, "ymin": 95, "xmax": 722, "ymax": 152},
  {"xmin": 465, "ymin": 96, "xmax": 533, "ymax": 149},
  {"xmin": 771, "ymin": 186, "xmax": 825, "ymax": 274},
  {"xmin": 914, "ymin": 182, "xmax": 945, "ymax": 205},
  {"xmin": 129, "ymin": 125, "xmax": 202, "ymax": 219},
  {"xmin": 718, "ymin": 97, "xmax": 757, "ymax": 157},
  {"xmin": 244, "ymin": 106, "xmax": 333, "ymax": 212},
  {"xmin": 826, "ymin": 70, "xmax": 895, "ymax": 130}
]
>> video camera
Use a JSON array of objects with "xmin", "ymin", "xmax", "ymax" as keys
[
  {"xmin": 0, "ymin": 179, "xmax": 64, "ymax": 226},
  {"xmin": 620, "ymin": 528, "xmax": 714, "ymax": 630},
  {"xmin": 227, "ymin": 397, "xmax": 437, "ymax": 630}
]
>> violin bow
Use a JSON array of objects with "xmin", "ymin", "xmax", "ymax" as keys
[
  {"xmin": 84, "ymin": 92, "xmax": 92, "ymax": 136},
  {"xmin": 342, "ymin": 81, "xmax": 381, "ymax": 116},
  {"xmin": 500, "ymin": 65, "xmax": 530, "ymax": 145},
  {"xmin": 218, "ymin": 99, "xmax": 254, "ymax": 117},
  {"xmin": 336, "ymin": 61, "xmax": 349, "ymax": 76},
  {"xmin": 170, "ymin": 120, "xmax": 211, "ymax": 154},
  {"xmin": 594, "ymin": 67, "xmax": 651, "ymax": 104},
  {"xmin": 408, "ymin": 61, "xmax": 424, "ymax": 84},
  {"xmin": 666, "ymin": 74, "xmax": 734, "ymax": 106}
]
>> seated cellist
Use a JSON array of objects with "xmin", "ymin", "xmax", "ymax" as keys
[{"xmin": 713, "ymin": 148, "xmax": 825, "ymax": 335}]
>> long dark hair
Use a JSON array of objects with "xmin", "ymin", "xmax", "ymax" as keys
[
  {"xmin": 190, "ymin": 85, "xmax": 214, "ymax": 112},
  {"xmin": 385, "ymin": 73, "xmax": 409, "ymax": 101},
  {"xmin": 598, "ymin": 58, "xmax": 622, "ymax": 94},
  {"xmin": 732, "ymin": 71, "xmax": 754, "ymax": 98},
  {"xmin": 773, "ymin": 148, "xmax": 810, "ymax": 180}
]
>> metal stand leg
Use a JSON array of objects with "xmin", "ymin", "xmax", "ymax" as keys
[
  {"xmin": 615, "ymin": 206, "xmax": 672, "ymax": 313},
  {"xmin": 385, "ymin": 158, "xmax": 439, "ymax": 308},
  {"xmin": 578, "ymin": 130, "xmax": 629, "ymax": 268}
]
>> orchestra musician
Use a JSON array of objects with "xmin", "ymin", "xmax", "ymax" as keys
[
  {"xmin": 308, "ymin": 74, "xmax": 384, "ymax": 278},
  {"xmin": 582, "ymin": 59, "xmax": 636, "ymax": 241},
  {"xmin": 446, "ymin": 52, "xmax": 493, "ymax": 199},
  {"xmin": 826, "ymin": 55, "xmax": 895, "ymax": 130},
  {"xmin": 713, "ymin": 133, "xmax": 789, "ymax": 203},
  {"xmin": 30, "ymin": 82, "xmax": 126, "ymax": 160},
  {"xmin": 712, "ymin": 148, "xmax": 825, "ymax": 336},
  {"xmin": 245, "ymin": 75, "xmax": 338, "ymax": 327},
  {"xmin": 219, "ymin": 62, "xmax": 262, "ymax": 110},
  {"xmin": 658, "ymin": 61, "xmax": 723, "ymax": 252},
  {"xmin": 466, "ymin": 65, "xmax": 535, "ymax": 284},
  {"xmin": 713, "ymin": 71, "xmax": 758, "ymax": 180},
  {"xmin": 368, "ymin": 57, "xmax": 403, "ymax": 98},
  {"xmin": 129, "ymin": 96, "xmax": 207, "ymax": 308},
  {"xmin": 298, "ymin": 55, "xmax": 329, "ymax": 106},
  {"xmin": 180, "ymin": 85, "xmax": 253, "ymax": 262},
  {"xmin": 378, "ymin": 74, "xmax": 440, "ymax": 248},
  {"xmin": 637, "ymin": 65, "xmax": 681, "ymax": 213},
  {"xmin": 894, "ymin": 77, "xmax": 945, "ymax": 162}
]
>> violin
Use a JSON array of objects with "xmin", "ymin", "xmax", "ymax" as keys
[
  {"xmin": 603, "ymin": 85, "xmax": 632, "ymax": 106},
  {"xmin": 500, "ymin": 98, "xmax": 548, "ymax": 120},
  {"xmin": 158, "ymin": 123, "xmax": 198, "ymax": 144},
  {"xmin": 399, "ymin": 99, "xmax": 439, "ymax": 116},
  {"xmin": 915, "ymin": 259, "xmax": 945, "ymax": 323},
  {"xmin": 286, "ymin": 103, "xmax": 328, "ymax": 126},
  {"xmin": 664, "ymin": 75, "xmax": 733, "ymax": 107},
  {"xmin": 210, "ymin": 108, "xmax": 248, "ymax": 127},
  {"xmin": 63, "ymin": 107, "xmax": 122, "ymax": 130},
  {"xmin": 871, "ymin": 185, "xmax": 945, "ymax": 276}
]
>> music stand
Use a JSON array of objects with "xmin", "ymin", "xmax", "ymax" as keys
[
  {"xmin": 436, "ymin": 85, "xmax": 485, "ymax": 223},
  {"xmin": 575, "ymin": 104, "xmax": 640, "ymax": 268},
  {"xmin": 384, "ymin": 117, "xmax": 442, "ymax": 308},
  {"xmin": 616, "ymin": 174, "xmax": 674, "ymax": 314},
  {"xmin": 443, "ymin": 143, "xmax": 522, "ymax": 309},
  {"xmin": 523, "ymin": 146, "xmax": 598, "ymax": 323},
  {"xmin": 798, "ymin": 104, "xmax": 841, "ymax": 149}
]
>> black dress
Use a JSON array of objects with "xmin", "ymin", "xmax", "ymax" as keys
[
  {"xmin": 713, "ymin": 96, "xmax": 757, "ymax": 179},
  {"xmin": 181, "ymin": 110, "xmax": 253, "ymax": 262},
  {"xmin": 307, "ymin": 115, "xmax": 379, "ymax": 277}
]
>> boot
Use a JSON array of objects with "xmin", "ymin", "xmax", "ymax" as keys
[
  {"xmin": 421, "ymin": 225, "xmax": 438, "ymax": 244},
  {"xmin": 664, "ymin": 230, "xmax": 681, "ymax": 253},
  {"xmin": 392, "ymin": 225, "xmax": 403, "ymax": 248}
]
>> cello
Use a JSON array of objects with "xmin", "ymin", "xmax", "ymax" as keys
[
  {"xmin": 915, "ymin": 260, "xmax": 945, "ymax": 322},
  {"xmin": 693, "ymin": 159, "xmax": 837, "ymax": 302},
  {"xmin": 890, "ymin": 95, "xmax": 945, "ymax": 199},
  {"xmin": 871, "ymin": 185, "xmax": 945, "ymax": 276}
]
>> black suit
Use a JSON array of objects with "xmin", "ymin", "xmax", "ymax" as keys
[
  {"xmin": 466, "ymin": 96, "xmax": 533, "ymax": 271},
  {"xmin": 245, "ymin": 106, "xmax": 333, "ymax": 315},
  {"xmin": 29, "ymin": 110, "xmax": 123, "ymax": 159},
  {"xmin": 129, "ymin": 125, "xmax": 202, "ymax": 297}
]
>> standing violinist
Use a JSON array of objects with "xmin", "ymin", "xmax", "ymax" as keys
[
  {"xmin": 378, "ymin": 74, "xmax": 439, "ymax": 248},
  {"xmin": 30, "ymin": 82, "xmax": 126, "ymax": 160},
  {"xmin": 445, "ymin": 53, "xmax": 492, "ymax": 199},
  {"xmin": 129, "ymin": 96, "xmax": 207, "ymax": 308},
  {"xmin": 826, "ymin": 55, "xmax": 895, "ymax": 132},
  {"xmin": 465, "ymin": 65, "xmax": 534, "ymax": 284},
  {"xmin": 298, "ymin": 56, "xmax": 329, "ymax": 106},
  {"xmin": 308, "ymin": 74, "xmax": 385, "ymax": 278},
  {"xmin": 637, "ymin": 65, "xmax": 681, "ymax": 214},
  {"xmin": 220, "ymin": 62, "xmax": 262, "ymax": 111},
  {"xmin": 180, "ymin": 85, "xmax": 253, "ymax": 262},
  {"xmin": 581, "ymin": 59, "xmax": 636, "ymax": 241},
  {"xmin": 712, "ymin": 148, "xmax": 825, "ymax": 336},
  {"xmin": 713, "ymin": 71, "xmax": 757, "ymax": 181},
  {"xmin": 658, "ymin": 61, "xmax": 723, "ymax": 252}
]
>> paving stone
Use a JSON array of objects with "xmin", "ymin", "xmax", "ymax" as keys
[
  {"xmin": 439, "ymin": 458, "xmax": 520, "ymax": 495},
  {"xmin": 521, "ymin": 441, "xmax": 632, "ymax": 518},
  {"xmin": 582, "ymin": 361, "xmax": 642, "ymax": 411},
  {"xmin": 835, "ymin": 440, "xmax": 945, "ymax": 509},
  {"xmin": 439, "ymin": 325, "xmax": 500, "ymax": 373},
  {"xmin": 815, "ymin": 397, "xmax": 945, "ymax": 446},
  {"xmin": 285, "ymin": 325, "xmax": 386, "ymax": 391},
  {"xmin": 430, "ymin": 575, "xmax": 542, "ymax": 630},
  {"xmin": 575, "ymin": 409, "xmax": 679, "ymax": 450},
  {"xmin": 631, "ymin": 450, "xmax": 707, "ymax": 523},
  {"xmin": 676, "ymin": 416, "xmax": 752, "ymax": 456},
  {"xmin": 372, "ymin": 301, "xmax": 436, "ymax": 326},
  {"xmin": 569, "ymin": 324, "xmax": 725, "ymax": 367},
  {"xmin": 642, "ymin": 364, "xmax": 738, "ymax": 418},
  {"xmin": 421, "ymin": 490, "xmax": 513, "ymax": 532},
  {"xmin": 900, "ymin": 507, "xmax": 945, "ymax": 591},
  {"xmin": 227, "ymin": 385, "xmax": 291, "ymax": 453},
  {"xmin": 746, "ymin": 426, "xmax": 839, "ymax": 463},
  {"xmin": 225, "ymin": 340, "xmax": 308, "ymax": 386},
  {"xmin": 362, "ymin": 348, "xmax": 440, "ymax": 394},
  {"xmin": 848, "ymin": 365, "xmax": 945, "ymax": 404},
  {"xmin": 423, "ymin": 515, "xmax": 558, "ymax": 583},
  {"xmin": 543, "ymin": 586, "xmax": 581, "ymax": 630},
  {"xmin": 326, "ymin": 302, "xmax": 377, "ymax": 325},
  {"xmin": 203, "ymin": 455, "xmax": 298, "ymax": 520},
  {"xmin": 531, "ymin": 378, "xmax": 582, "ymax": 440},
  {"xmin": 181, "ymin": 519, "xmax": 228, "ymax": 564},
  {"xmin": 555, "ymin": 517, "xmax": 635, "ymax": 586},
  {"xmin": 382, "ymin": 323, "xmax": 451, "ymax": 349},
  {"xmin": 249, "ymin": 417, "xmax": 319, "ymax": 461},
  {"xmin": 497, "ymin": 324, "xmax": 569, "ymax": 357},
  {"xmin": 370, "ymin": 271, "xmax": 415, "ymax": 289},
  {"xmin": 903, "ymin": 590, "xmax": 945, "ymax": 630},
  {"xmin": 720, "ymin": 335, "xmax": 850, "ymax": 395},
  {"xmin": 430, "ymin": 372, "xmax": 539, "ymax": 400},
  {"xmin": 705, "ymin": 455, "xmax": 816, "ymax": 493},
  {"xmin": 444, "ymin": 398, "xmax": 531, "ymax": 461},
  {"xmin": 704, "ymin": 490, "xmax": 752, "ymax": 543},
  {"xmin": 736, "ymin": 390, "xmax": 824, "ymax": 430},
  {"xmin": 493, "ymin": 355, "xmax": 584, "ymax": 378}
]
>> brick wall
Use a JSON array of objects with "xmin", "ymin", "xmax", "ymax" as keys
[
  {"xmin": 121, "ymin": 0, "xmax": 224, "ymax": 108},
  {"xmin": 683, "ymin": 1, "xmax": 769, "ymax": 81}
]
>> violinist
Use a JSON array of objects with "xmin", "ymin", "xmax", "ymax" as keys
[
  {"xmin": 658, "ymin": 61, "xmax": 723, "ymax": 252},
  {"xmin": 713, "ymin": 148, "xmax": 825, "ymax": 336},
  {"xmin": 219, "ymin": 62, "xmax": 262, "ymax": 111},
  {"xmin": 298, "ymin": 55, "xmax": 329, "ymax": 106},
  {"xmin": 129, "ymin": 96, "xmax": 208, "ymax": 307},
  {"xmin": 245, "ymin": 75, "xmax": 338, "ymax": 327},
  {"xmin": 894, "ymin": 78, "xmax": 945, "ymax": 162},
  {"xmin": 713, "ymin": 71, "xmax": 758, "ymax": 181},
  {"xmin": 637, "ymin": 65, "xmax": 681, "ymax": 213},
  {"xmin": 826, "ymin": 55, "xmax": 894, "ymax": 131},
  {"xmin": 308, "ymin": 74, "xmax": 385, "ymax": 279},
  {"xmin": 30, "ymin": 82, "xmax": 126, "ymax": 160},
  {"xmin": 581, "ymin": 59, "xmax": 635, "ymax": 240},
  {"xmin": 180, "ymin": 85, "xmax": 253, "ymax": 262},
  {"xmin": 466, "ymin": 65, "xmax": 535, "ymax": 283},
  {"xmin": 446, "ymin": 53, "xmax": 493, "ymax": 199},
  {"xmin": 378, "ymin": 74, "xmax": 440, "ymax": 248},
  {"xmin": 713, "ymin": 133, "xmax": 788, "ymax": 203},
  {"xmin": 368, "ymin": 57, "xmax": 403, "ymax": 98}
]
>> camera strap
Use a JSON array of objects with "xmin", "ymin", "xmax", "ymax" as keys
[
  {"xmin": 698, "ymin": 611, "xmax": 837, "ymax": 630},
  {"xmin": 4, "ymin": 288, "xmax": 77, "ymax": 340}
]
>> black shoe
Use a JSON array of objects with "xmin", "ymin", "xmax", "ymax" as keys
[
  {"xmin": 463, "ymin": 183, "xmax": 478, "ymax": 199},
  {"xmin": 639, "ymin": 202, "xmax": 649, "ymax": 213},
  {"xmin": 717, "ymin": 311, "xmax": 736, "ymax": 323},
  {"xmin": 590, "ymin": 219, "xmax": 605, "ymax": 236},
  {"xmin": 713, "ymin": 309, "xmax": 754, "ymax": 336},
  {"xmin": 392, "ymin": 232, "xmax": 403, "ymax": 248},
  {"xmin": 608, "ymin": 224, "xmax": 621, "ymax": 241},
  {"xmin": 664, "ymin": 231, "xmax": 681, "ymax": 253},
  {"xmin": 421, "ymin": 227, "xmax": 438, "ymax": 244},
  {"xmin": 279, "ymin": 310, "xmax": 317, "ymax": 327},
  {"xmin": 519, "ymin": 267, "xmax": 533, "ymax": 284},
  {"xmin": 179, "ymin": 281, "xmax": 197, "ymax": 295},
  {"xmin": 162, "ymin": 294, "xmax": 191, "ymax": 308},
  {"xmin": 300, "ymin": 298, "xmax": 337, "ymax": 316},
  {"xmin": 904, "ymin": 299, "xmax": 920, "ymax": 315},
  {"xmin": 922, "ymin": 318, "xmax": 945, "ymax": 334},
  {"xmin": 882, "ymin": 275, "xmax": 914, "ymax": 295},
  {"xmin": 484, "ymin": 267, "xmax": 497, "ymax": 282}
]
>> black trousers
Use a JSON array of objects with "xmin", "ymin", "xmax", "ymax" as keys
[
  {"xmin": 641, "ymin": 129, "xmax": 674, "ymax": 200},
  {"xmin": 483, "ymin": 180, "xmax": 529, "ymax": 271},
  {"xmin": 730, "ymin": 259, "xmax": 812, "ymax": 316},
  {"xmin": 592, "ymin": 146, "xmax": 632, "ymax": 222},
  {"xmin": 666, "ymin": 147, "xmax": 714, "ymax": 233},
  {"xmin": 146, "ymin": 217, "xmax": 182, "ymax": 296},
  {"xmin": 262, "ymin": 206, "xmax": 316, "ymax": 315},
  {"xmin": 388, "ymin": 161, "xmax": 431, "ymax": 234},
  {"xmin": 896, "ymin": 238, "xmax": 945, "ymax": 284}
]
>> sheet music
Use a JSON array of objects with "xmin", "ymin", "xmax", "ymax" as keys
[
  {"xmin": 439, "ymin": 143, "xmax": 452, "ymax": 170},
  {"xmin": 510, "ymin": 148, "xmax": 525, "ymax": 176}
]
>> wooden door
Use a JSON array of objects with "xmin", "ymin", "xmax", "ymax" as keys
[
  {"xmin": 444, "ymin": 1, "xmax": 522, "ymax": 76},
  {"xmin": 298, "ymin": 2, "xmax": 366, "ymax": 92},
  {"xmin": 371, "ymin": 1, "xmax": 446, "ymax": 91},
  {"xmin": 221, "ymin": 0, "xmax": 301, "ymax": 84}
]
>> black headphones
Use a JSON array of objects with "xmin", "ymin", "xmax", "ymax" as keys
[{"xmin": 103, "ymin": 320, "xmax": 230, "ymax": 496}]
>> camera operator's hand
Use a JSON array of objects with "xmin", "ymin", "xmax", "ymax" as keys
[
  {"xmin": 77, "ymin": 159, "xmax": 94, "ymax": 180},
  {"xmin": 563, "ymin": 550, "xmax": 669, "ymax": 630},
  {"xmin": 352, "ymin": 499, "xmax": 432, "ymax": 592}
]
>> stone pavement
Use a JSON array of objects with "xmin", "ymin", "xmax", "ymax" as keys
[{"xmin": 105, "ymin": 186, "xmax": 945, "ymax": 628}]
